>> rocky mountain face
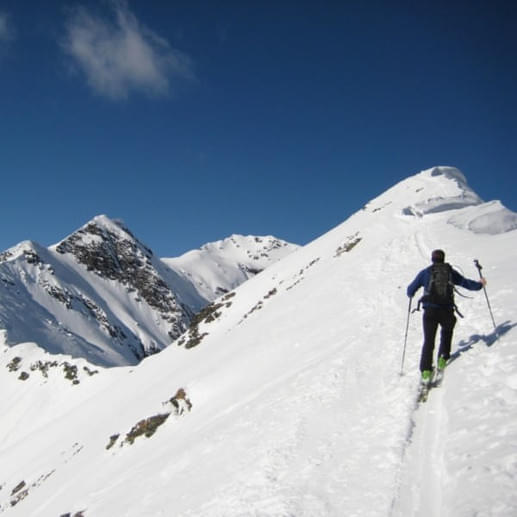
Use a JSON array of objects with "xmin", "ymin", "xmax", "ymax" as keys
[
  {"xmin": 0, "ymin": 215, "xmax": 297, "ymax": 366},
  {"xmin": 54, "ymin": 216, "xmax": 193, "ymax": 340}
]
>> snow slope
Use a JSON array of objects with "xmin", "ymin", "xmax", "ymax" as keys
[
  {"xmin": 0, "ymin": 166, "xmax": 516, "ymax": 516},
  {"xmin": 163, "ymin": 234, "xmax": 299, "ymax": 301}
]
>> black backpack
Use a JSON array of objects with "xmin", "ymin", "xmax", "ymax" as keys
[{"xmin": 424, "ymin": 262, "xmax": 454, "ymax": 305}]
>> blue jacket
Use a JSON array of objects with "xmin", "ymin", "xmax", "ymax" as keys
[{"xmin": 407, "ymin": 264, "xmax": 483, "ymax": 307}]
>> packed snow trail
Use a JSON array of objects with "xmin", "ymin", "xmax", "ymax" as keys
[{"xmin": 391, "ymin": 371, "xmax": 449, "ymax": 516}]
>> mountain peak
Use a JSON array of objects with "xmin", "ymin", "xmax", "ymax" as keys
[
  {"xmin": 363, "ymin": 165, "xmax": 483, "ymax": 218},
  {"xmin": 407, "ymin": 166, "xmax": 483, "ymax": 213},
  {"xmin": 54, "ymin": 214, "xmax": 145, "ymax": 253},
  {"xmin": 90, "ymin": 214, "xmax": 129, "ymax": 232},
  {"xmin": 164, "ymin": 234, "xmax": 299, "ymax": 301},
  {"xmin": 359, "ymin": 166, "xmax": 517, "ymax": 235},
  {"xmin": 54, "ymin": 214, "xmax": 154, "ymax": 267}
]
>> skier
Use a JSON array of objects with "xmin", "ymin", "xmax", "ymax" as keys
[{"xmin": 407, "ymin": 249, "xmax": 486, "ymax": 383}]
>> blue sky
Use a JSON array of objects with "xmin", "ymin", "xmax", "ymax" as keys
[{"xmin": 0, "ymin": 1, "xmax": 515, "ymax": 257}]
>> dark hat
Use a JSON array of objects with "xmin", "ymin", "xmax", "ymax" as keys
[{"xmin": 431, "ymin": 249, "xmax": 445, "ymax": 263}]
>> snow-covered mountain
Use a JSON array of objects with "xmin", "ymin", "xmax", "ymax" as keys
[
  {"xmin": 0, "ymin": 216, "xmax": 296, "ymax": 366},
  {"xmin": 1, "ymin": 166, "xmax": 516, "ymax": 516},
  {"xmin": 163, "ymin": 234, "xmax": 299, "ymax": 301}
]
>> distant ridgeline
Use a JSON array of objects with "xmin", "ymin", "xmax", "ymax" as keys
[{"xmin": 0, "ymin": 215, "xmax": 298, "ymax": 366}]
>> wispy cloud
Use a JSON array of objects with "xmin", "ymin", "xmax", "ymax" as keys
[
  {"xmin": 0, "ymin": 12, "xmax": 15, "ymax": 43},
  {"xmin": 62, "ymin": 0, "xmax": 194, "ymax": 100}
]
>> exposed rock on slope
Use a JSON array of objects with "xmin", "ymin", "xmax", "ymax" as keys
[{"xmin": 55, "ymin": 216, "xmax": 192, "ymax": 341}]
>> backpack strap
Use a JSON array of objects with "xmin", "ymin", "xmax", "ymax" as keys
[{"xmin": 411, "ymin": 296, "xmax": 464, "ymax": 318}]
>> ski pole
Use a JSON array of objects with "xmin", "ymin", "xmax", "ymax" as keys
[
  {"xmin": 474, "ymin": 259, "xmax": 497, "ymax": 334},
  {"xmin": 400, "ymin": 297, "xmax": 412, "ymax": 375}
]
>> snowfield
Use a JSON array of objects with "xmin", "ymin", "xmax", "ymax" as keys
[
  {"xmin": 0, "ymin": 166, "xmax": 516, "ymax": 516},
  {"xmin": 163, "ymin": 234, "xmax": 299, "ymax": 302}
]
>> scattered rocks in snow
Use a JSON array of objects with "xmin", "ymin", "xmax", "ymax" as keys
[
  {"xmin": 335, "ymin": 233, "xmax": 362, "ymax": 256},
  {"xmin": 83, "ymin": 365, "xmax": 99, "ymax": 377},
  {"xmin": 10, "ymin": 480, "xmax": 28, "ymax": 507},
  {"xmin": 30, "ymin": 360, "xmax": 58, "ymax": 377},
  {"xmin": 367, "ymin": 201, "xmax": 393, "ymax": 213},
  {"xmin": 178, "ymin": 292, "xmax": 236, "ymax": 349},
  {"xmin": 62, "ymin": 362, "xmax": 80, "ymax": 384},
  {"xmin": 125, "ymin": 413, "xmax": 170, "ymax": 444},
  {"xmin": 242, "ymin": 300, "xmax": 264, "ymax": 320},
  {"xmin": 283, "ymin": 257, "xmax": 320, "ymax": 291},
  {"xmin": 285, "ymin": 278, "xmax": 302, "ymax": 291},
  {"xmin": 6, "ymin": 471, "xmax": 56, "ymax": 509},
  {"xmin": 63, "ymin": 443, "xmax": 84, "ymax": 463},
  {"xmin": 0, "ymin": 250, "xmax": 13, "ymax": 262},
  {"xmin": 6, "ymin": 356, "xmax": 22, "ymax": 372},
  {"xmin": 18, "ymin": 371, "xmax": 30, "ymax": 381},
  {"xmin": 177, "ymin": 326, "xmax": 208, "ymax": 350},
  {"xmin": 10, "ymin": 481, "xmax": 26, "ymax": 496},
  {"xmin": 106, "ymin": 434, "xmax": 120, "ymax": 450},
  {"xmin": 5, "ymin": 356, "xmax": 99, "ymax": 385},
  {"xmin": 108, "ymin": 389, "xmax": 193, "ymax": 448},
  {"xmin": 264, "ymin": 288, "xmax": 277, "ymax": 299},
  {"xmin": 164, "ymin": 388, "xmax": 193, "ymax": 415},
  {"xmin": 239, "ymin": 286, "xmax": 281, "ymax": 324}
]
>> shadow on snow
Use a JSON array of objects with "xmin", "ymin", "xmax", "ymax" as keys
[{"xmin": 449, "ymin": 320, "xmax": 516, "ymax": 365}]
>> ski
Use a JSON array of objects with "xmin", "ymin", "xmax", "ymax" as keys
[
  {"xmin": 417, "ymin": 380, "xmax": 431, "ymax": 403},
  {"xmin": 434, "ymin": 367, "xmax": 445, "ymax": 388},
  {"xmin": 417, "ymin": 368, "xmax": 445, "ymax": 403}
]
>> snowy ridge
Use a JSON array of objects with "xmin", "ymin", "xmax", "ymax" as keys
[
  {"xmin": 0, "ymin": 166, "xmax": 516, "ymax": 516},
  {"xmin": 163, "ymin": 234, "xmax": 299, "ymax": 301}
]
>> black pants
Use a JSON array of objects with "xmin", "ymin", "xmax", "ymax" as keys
[{"xmin": 420, "ymin": 306, "xmax": 457, "ymax": 372}]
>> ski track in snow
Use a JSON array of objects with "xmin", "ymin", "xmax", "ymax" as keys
[
  {"xmin": 391, "ymin": 218, "xmax": 517, "ymax": 517},
  {"xmin": 390, "ymin": 377, "xmax": 447, "ymax": 517},
  {"xmin": 391, "ymin": 324, "xmax": 517, "ymax": 517}
]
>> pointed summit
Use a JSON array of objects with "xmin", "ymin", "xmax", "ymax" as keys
[
  {"xmin": 53, "ymin": 214, "xmax": 190, "ymax": 346},
  {"xmin": 54, "ymin": 214, "xmax": 153, "ymax": 265},
  {"xmin": 53, "ymin": 214, "xmax": 159, "ymax": 289}
]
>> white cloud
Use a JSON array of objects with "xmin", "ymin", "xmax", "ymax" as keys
[
  {"xmin": 0, "ymin": 12, "xmax": 15, "ymax": 43},
  {"xmin": 62, "ymin": 0, "xmax": 194, "ymax": 100}
]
